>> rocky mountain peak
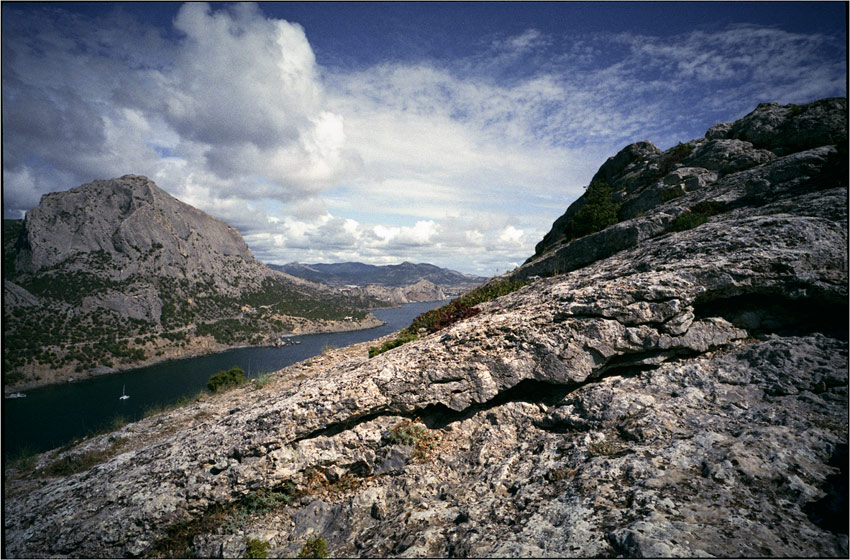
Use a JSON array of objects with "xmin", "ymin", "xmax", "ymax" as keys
[
  {"xmin": 526, "ymin": 96, "xmax": 847, "ymax": 272},
  {"xmin": 16, "ymin": 174, "xmax": 256, "ymax": 285}
]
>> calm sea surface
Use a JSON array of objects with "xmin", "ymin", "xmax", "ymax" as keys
[{"xmin": 2, "ymin": 300, "xmax": 445, "ymax": 458}]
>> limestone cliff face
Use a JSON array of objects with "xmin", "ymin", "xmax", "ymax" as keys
[
  {"xmin": 15, "ymin": 175, "xmax": 265, "ymax": 291},
  {"xmin": 4, "ymin": 99, "xmax": 847, "ymax": 558}
]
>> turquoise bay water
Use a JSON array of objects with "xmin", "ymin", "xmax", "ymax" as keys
[{"xmin": 2, "ymin": 301, "xmax": 444, "ymax": 458}]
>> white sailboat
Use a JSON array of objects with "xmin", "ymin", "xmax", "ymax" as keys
[{"xmin": 119, "ymin": 385, "xmax": 130, "ymax": 400}]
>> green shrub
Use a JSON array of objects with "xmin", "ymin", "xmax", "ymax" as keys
[
  {"xmin": 297, "ymin": 536, "xmax": 328, "ymax": 559},
  {"xmin": 245, "ymin": 538, "xmax": 269, "ymax": 559},
  {"xmin": 407, "ymin": 300, "xmax": 481, "ymax": 335},
  {"xmin": 241, "ymin": 486, "xmax": 294, "ymax": 514},
  {"xmin": 658, "ymin": 142, "xmax": 695, "ymax": 175},
  {"xmin": 368, "ymin": 278, "xmax": 528, "ymax": 358},
  {"xmin": 368, "ymin": 330, "xmax": 419, "ymax": 358},
  {"xmin": 564, "ymin": 181, "xmax": 621, "ymax": 242},
  {"xmin": 669, "ymin": 211, "xmax": 709, "ymax": 232},
  {"xmin": 389, "ymin": 419, "xmax": 441, "ymax": 459},
  {"xmin": 252, "ymin": 373, "xmax": 275, "ymax": 389},
  {"xmin": 207, "ymin": 366, "xmax": 246, "ymax": 393}
]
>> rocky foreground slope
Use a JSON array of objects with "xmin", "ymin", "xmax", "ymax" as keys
[
  {"xmin": 2, "ymin": 176, "xmax": 380, "ymax": 389},
  {"xmin": 3, "ymin": 98, "xmax": 847, "ymax": 558}
]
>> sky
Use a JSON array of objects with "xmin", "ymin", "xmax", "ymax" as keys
[{"xmin": 2, "ymin": 2, "xmax": 846, "ymax": 276}]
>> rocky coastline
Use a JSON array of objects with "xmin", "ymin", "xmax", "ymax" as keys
[{"xmin": 3, "ymin": 313, "xmax": 385, "ymax": 394}]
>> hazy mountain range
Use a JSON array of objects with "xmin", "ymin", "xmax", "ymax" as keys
[{"xmin": 268, "ymin": 261, "xmax": 486, "ymax": 290}]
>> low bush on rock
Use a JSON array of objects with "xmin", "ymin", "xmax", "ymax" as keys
[
  {"xmin": 669, "ymin": 200, "xmax": 726, "ymax": 233},
  {"xmin": 587, "ymin": 439, "xmax": 630, "ymax": 457},
  {"xmin": 389, "ymin": 419, "xmax": 441, "ymax": 460},
  {"xmin": 252, "ymin": 372, "xmax": 275, "ymax": 389},
  {"xmin": 38, "ymin": 438, "xmax": 126, "ymax": 478},
  {"xmin": 368, "ymin": 278, "xmax": 528, "ymax": 357},
  {"xmin": 658, "ymin": 142, "xmax": 695, "ymax": 175},
  {"xmin": 241, "ymin": 484, "xmax": 296, "ymax": 514},
  {"xmin": 368, "ymin": 330, "xmax": 419, "ymax": 358},
  {"xmin": 669, "ymin": 211, "xmax": 709, "ymax": 232},
  {"xmin": 563, "ymin": 180, "xmax": 621, "ymax": 242},
  {"xmin": 207, "ymin": 366, "xmax": 246, "ymax": 393},
  {"xmin": 245, "ymin": 538, "xmax": 269, "ymax": 559},
  {"xmin": 297, "ymin": 536, "xmax": 328, "ymax": 559}
]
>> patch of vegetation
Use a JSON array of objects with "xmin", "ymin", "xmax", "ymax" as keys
[
  {"xmin": 3, "ymin": 301, "xmax": 155, "ymax": 374},
  {"xmin": 547, "ymin": 466, "xmax": 578, "ymax": 482},
  {"xmin": 151, "ymin": 480, "xmax": 306, "ymax": 557},
  {"xmin": 587, "ymin": 439, "xmax": 630, "ymax": 457},
  {"xmin": 245, "ymin": 538, "xmax": 269, "ymax": 559},
  {"xmin": 788, "ymin": 103, "xmax": 807, "ymax": 118},
  {"xmin": 154, "ymin": 504, "xmax": 228, "ymax": 558},
  {"xmin": 3, "ymin": 219, "xmax": 24, "ymax": 277},
  {"xmin": 21, "ymin": 270, "xmax": 128, "ymax": 305},
  {"xmin": 407, "ymin": 300, "xmax": 482, "ymax": 335},
  {"xmin": 668, "ymin": 199, "xmax": 726, "ymax": 233},
  {"xmin": 38, "ymin": 438, "xmax": 126, "ymax": 477},
  {"xmin": 242, "ymin": 278, "xmax": 366, "ymax": 322},
  {"xmin": 658, "ymin": 142, "xmax": 695, "ymax": 176},
  {"xmin": 6, "ymin": 446, "xmax": 40, "ymax": 478},
  {"xmin": 240, "ymin": 484, "xmax": 296, "ymax": 515},
  {"xmin": 659, "ymin": 186, "xmax": 685, "ymax": 202},
  {"xmin": 196, "ymin": 318, "xmax": 263, "ymax": 345},
  {"xmin": 368, "ymin": 278, "xmax": 528, "ymax": 357},
  {"xmin": 297, "ymin": 536, "xmax": 328, "ymax": 559},
  {"xmin": 669, "ymin": 211, "xmax": 709, "ymax": 232},
  {"xmin": 389, "ymin": 419, "xmax": 441, "ymax": 460},
  {"xmin": 563, "ymin": 180, "xmax": 622, "ymax": 242},
  {"xmin": 368, "ymin": 330, "xmax": 420, "ymax": 358},
  {"xmin": 207, "ymin": 366, "xmax": 246, "ymax": 393},
  {"xmin": 252, "ymin": 372, "xmax": 275, "ymax": 389}
]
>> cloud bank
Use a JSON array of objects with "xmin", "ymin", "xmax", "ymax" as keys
[{"xmin": 2, "ymin": 3, "xmax": 845, "ymax": 275}]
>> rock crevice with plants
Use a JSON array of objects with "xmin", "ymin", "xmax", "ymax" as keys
[{"xmin": 3, "ymin": 98, "xmax": 847, "ymax": 558}]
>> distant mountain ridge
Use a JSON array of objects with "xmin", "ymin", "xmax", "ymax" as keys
[{"xmin": 269, "ymin": 261, "xmax": 486, "ymax": 289}]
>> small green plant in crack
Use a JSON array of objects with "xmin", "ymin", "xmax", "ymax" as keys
[
  {"xmin": 587, "ymin": 439, "xmax": 630, "ymax": 457},
  {"xmin": 241, "ymin": 485, "xmax": 295, "ymax": 514},
  {"xmin": 297, "ymin": 536, "xmax": 328, "ymax": 559},
  {"xmin": 547, "ymin": 466, "xmax": 579, "ymax": 482},
  {"xmin": 252, "ymin": 372, "xmax": 275, "ymax": 389},
  {"xmin": 658, "ymin": 142, "xmax": 695, "ymax": 176},
  {"xmin": 389, "ymin": 419, "xmax": 441, "ymax": 460},
  {"xmin": 245, "ymin": 537, "xmax": 270, "ymax": 559},
  {"xmin": 669, "ymin": 211, "xmax": 709, "ymax": 232}
]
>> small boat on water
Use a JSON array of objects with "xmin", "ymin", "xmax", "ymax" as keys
[
  {"xmin": 119, "ymin": 385, "xmax": 130, "ymax": 400},
  {"xmin": 5, "ymin": 392, "xmax": 26, "ymax": 399}
]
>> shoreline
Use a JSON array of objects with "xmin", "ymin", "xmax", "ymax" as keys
[{"xmin": 4, "ymin": 314, "xmax": 386, "ymax": 394}]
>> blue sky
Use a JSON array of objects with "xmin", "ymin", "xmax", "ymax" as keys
[{"xmin": 2, "ymin": 2, "xmax": 846, "ymax": 275}]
